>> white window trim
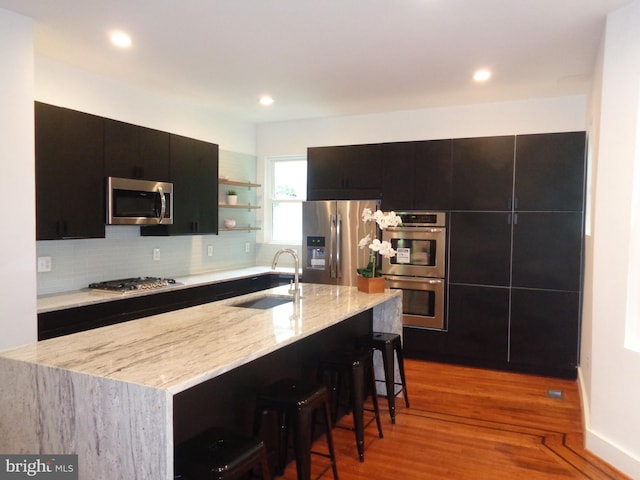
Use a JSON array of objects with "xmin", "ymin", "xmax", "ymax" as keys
[{"xmin": 259, "ymin": 154, "xmax": 306, "ymax": 246}]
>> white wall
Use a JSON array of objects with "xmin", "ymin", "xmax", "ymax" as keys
[
  {"xmin": 256, "ymin": 95, "xmax": 587, "ymax": 156},
  {"xmin": 584, "ymin": 1, "xmax": 640, "ymax": 477},
  {"xmin": 36, "ymin": 56, "xmax": 256, "ymax": 155},
  {"xmin": 0, "ymin": 9, "xmax": 37, "ymax": 350}
]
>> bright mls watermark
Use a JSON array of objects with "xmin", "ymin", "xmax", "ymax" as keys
[{"xmin": 0, "ymin": 455, "xmax": 77, "ymax": 479}]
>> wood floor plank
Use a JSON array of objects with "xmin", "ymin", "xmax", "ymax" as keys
[{"xmin": 276, "ymin": 359, "xmax": 631, "ymax": 480}]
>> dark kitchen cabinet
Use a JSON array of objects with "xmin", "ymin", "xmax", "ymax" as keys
[
  {"xmin": 38, "ymin": 275, "xmax": 274, "ymax": 340},
  {"xmin": 142, "ymin": 134, "xmax": 218, "ymax": 236},
  {"xmin": 509, "ymin": 289, "xmax": 580, "ymax": 376},
  {"xmin": 381, "ymin": 140, "xmax": 452, "ymax": 211},
  {"xmin": 451, "ymin": 135, "xmax": 515, "ymax": 211},
  {"xmin": 514, "ymin": 132, "xmax": 586, "ymax": 211},
  {"xmin": 448, "ymin": 212, "xmax": 512, "ymax": 287},
  {"xmin": 443, "ymin": 132, "xmax": 586, "ymax": 378},
  {"xmin": 104, "ymin": 118, "xmax": 170, "ymax": 181},
  {"xmin": 307, "ymin": 143, "xmax": 382, "ymax": 200},
  {"xmin": 447, "ymin": 284, "xmax": 510, "ymax": 364},
  {"xmin": 511, "ymin": 212, "xmax": 583, "ymax": 291},
  {"xmin": 35, "ymin": 102, "xmax": 105, "ymax": 240}
]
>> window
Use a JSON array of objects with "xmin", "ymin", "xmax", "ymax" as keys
[{"xmin": 267, "ymin": 155, "xmax": 307, "ymax": 243}]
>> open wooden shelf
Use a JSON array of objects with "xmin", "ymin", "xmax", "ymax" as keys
[
  {"xmin": 218, "ymin": 226, "xmax": 261, "ymax": 232},
  {"xmin": 219, "ymin": 179, "xmax": 261, "ymax": 188},
  {"xmin": 218, "ymin": 203, "xmax": 261, "ymax": 209}
]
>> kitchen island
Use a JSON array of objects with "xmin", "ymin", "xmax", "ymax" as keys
[{"xmin": 0, "ymin": 283, "xmax": 401, "ymax": 480}]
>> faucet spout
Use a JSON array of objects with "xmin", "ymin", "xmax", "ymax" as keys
[{"xmin": 272, "ymin": 248, "xmax": 300, "ymax": 302}]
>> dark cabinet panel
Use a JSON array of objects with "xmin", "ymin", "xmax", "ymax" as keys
[
  {"xmin": 448, "ymin": 212, "xmax": 512, "ymax": 286},
  {"xmin": 447, "ymin": 284, "xmax": 510, "ymax": 363},
  {"xmin": 511, "ymin": 212, "xmax": 583, "ymax": 291},
  {"xmin": 514, "ymin": 132, "xmax": 586, "ymax": 211},
  {"xmin": 35, "ymin": 102, "xmax": 105, "ymax": 240},
  {"xmin": 451, "ymin": 136, "xmax": 515, "ymax": 211},
  {"xmin": 307, "ymin": 144, "xmax": 382, "ymax": 200},
  {"xmin": 510, "ymin": 289, "xmax": 580, "ymax": 373},
  {"xmin": 381, "ymin": 140, "xmax": 452, "ymax": 211},
  {"xmin": 143, "ymin": 134, "xmax": 218, "ymax": 236},
  {"xmin": 104, "ymin": 118, "xmax": 170, "ymax": 181}
]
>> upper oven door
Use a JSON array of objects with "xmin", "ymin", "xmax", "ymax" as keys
[{"xmin": 382, "ymin": 226, "xmax": 446, "ymax": 278}]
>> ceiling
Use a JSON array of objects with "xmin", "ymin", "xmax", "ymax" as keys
[{"xmin": 0, "ymin": 0, "xmax": 632, "ymax": 123}]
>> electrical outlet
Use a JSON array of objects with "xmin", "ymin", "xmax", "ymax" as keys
[
  {"xmin": 37, "ymin": 256, "xmax": 52, "ymax": 272},
  {"xmin": 207, "ymin": 245, "xmax": 214, "ymax": 257},
  {"xmin": 153, "ymin": 248, "xmax": 161, "ymax": 261},
  {"xmin": 245, "ymin": 242, "xmax": 251, "ymax": 253}
]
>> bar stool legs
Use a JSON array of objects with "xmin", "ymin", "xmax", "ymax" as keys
[
  {"xmin": 318, "ymin": 349, "xmax": 384, "ymax": 462},
  {"xmin": 254, "ymin": 378, "xmax": 339, "ymax": 480},
  {"xmin": 360, "ymin": 332, "xmax": 410, "ymax": 424}
]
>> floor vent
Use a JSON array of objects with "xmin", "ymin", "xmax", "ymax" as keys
[{"xmin": 546, "ymin": 389, "xmax": 564, "ymax": 400}]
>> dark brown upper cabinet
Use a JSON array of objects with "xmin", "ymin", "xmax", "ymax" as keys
[
  {"xmin": 35, "ymin": 102, "xmax": 105, "ymax": 240},
  {"xmin": 381, "ymin": 139, "xmax": 452, "ymax": 211},
  {"xmin": 142, "ymin": 134, "xmax": 218, "ymax": 236},
  {"xmin": 514, "ymin": 132, "xmax": 586, "ymax": 212},
  {"xmin": 451, "ymin": 136, "xmax": 515, "ymax": 211},
  {"xmin": 104, "ymin": 118, "xmax": 170, "ymax": 181},
  {"xmin": 307, "ymin": 143, "xmax": 383, "ymax": 200}
]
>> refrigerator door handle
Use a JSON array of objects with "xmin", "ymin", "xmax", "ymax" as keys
[
  {"xmin": 336, "ymin": 213, "xmax": 342, "ymax": 279},
  {"xmin": 330, "ymin": 214, "xmax": 337, "ymax": 278}
]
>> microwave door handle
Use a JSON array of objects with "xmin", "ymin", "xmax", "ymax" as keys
[{"xmin": 157, "ymin": 185, "xmax": 166, "ymax": 223}]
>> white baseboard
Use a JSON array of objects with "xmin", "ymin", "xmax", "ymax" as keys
[{"xmin": 578, "ymin": 367, "xmax": 640, "ymax": 479}]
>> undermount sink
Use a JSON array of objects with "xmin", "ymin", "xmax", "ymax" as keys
[{"xmin": 232, "ymin": 295, "xmax": 294, "ymax": 310}]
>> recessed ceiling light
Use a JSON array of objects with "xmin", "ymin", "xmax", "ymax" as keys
[
  {"xmin": 473, "ymin": 69, "xmax": 491, "ymax": 82},
  {"xmin": 110, "ymin": 31, "xmax": 132, "ymax": 48},
  {"xmin": 259, "ymin": 95, "xmax": 274, "ymax": 106}
]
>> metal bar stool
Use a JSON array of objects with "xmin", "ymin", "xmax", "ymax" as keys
[
  {"xmin": 174, "ymin": 426, "xmax": 270, "ymax": 480},
  {"xmin": 253, "ymin": 378, "xmax": 339, "ymax": 480},
  {"xmin": 318, "ymin": 349, "xmax": 384, "ymax": 462},
  {"xmin": 358, "ymin": 332, "xmax": 410, "ymax": 424}
]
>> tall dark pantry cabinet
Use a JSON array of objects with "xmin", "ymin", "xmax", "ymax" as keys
[
  {"xmin": 308, "ymin": 131, "xmax": 587, "ymax": 379},
  {"xmin": 441, "ymin": 132, "xmax": 586, "ymax": 378}
]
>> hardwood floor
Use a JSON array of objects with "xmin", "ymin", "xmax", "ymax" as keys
[{"xmin": 278, "ymin": 359, "xmax": 630, "ymax": 480}]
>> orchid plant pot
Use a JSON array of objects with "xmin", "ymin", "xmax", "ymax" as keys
[{"xmin": 357, "ymin": 275, "xmax": 386, "ymax": 294}]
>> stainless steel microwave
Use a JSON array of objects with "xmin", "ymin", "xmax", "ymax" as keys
[{"xmin": 106, "ymin": 177, "xmax": 173, "ymax": 225}]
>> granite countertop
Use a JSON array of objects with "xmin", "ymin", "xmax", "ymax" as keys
[
  {"xmin": 37, "ymin": 266, "xmax": 297, "ymax": 313},
  {"xmin": 8, "ymin": 283, "xmax": 401, "ymax": 394}
]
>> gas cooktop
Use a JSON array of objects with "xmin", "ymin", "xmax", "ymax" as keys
[{"xmin": 88, "ymin": 277, "xmax": 177, "ymax": 292}]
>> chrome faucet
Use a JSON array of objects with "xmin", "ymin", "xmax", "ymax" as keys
[{"xmin": 272, "ymin": 248, "xmax": 300, "ymax": 302}]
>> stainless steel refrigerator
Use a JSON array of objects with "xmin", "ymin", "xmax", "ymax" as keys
[{"xmin": 302, "ymin": 200, "xmax": 380, "ymax": 286}]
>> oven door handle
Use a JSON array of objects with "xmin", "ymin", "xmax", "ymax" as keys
[{"xmin": 384, "ymin": 275, "xmax": 444, "ymax": 284}]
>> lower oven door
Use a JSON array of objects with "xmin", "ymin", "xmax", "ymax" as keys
[{"xmin": 384, "ymin": 275, "xmax": 445, "ymax": 330}]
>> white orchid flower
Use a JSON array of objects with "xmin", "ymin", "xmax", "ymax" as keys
[
  {"xmin": 378, "ymin": 240, "xmax": 397, "ymax": 258},
  {"xmin": 358, "ymin": 234, "xmax": 371, "ymax": 249},
  {"xmin": 368, "ymin": 238, "xmax": 382, "ymax": 252},
  {"xmin": 361, "ymin": 208, "xmax": 374, "ymax": 222}
]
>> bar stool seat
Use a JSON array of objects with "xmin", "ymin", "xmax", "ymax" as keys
[
  {"xmin": 174, "ymin": 426, "xmax": 270, "ymax": 480},
  {"xmin": 253, "ymin": 378, "xmax": 339, "ymax": 480},
  {"xmin": 318, "ymin": 349, "xmax": 383, "ymax": 462},
  {"xmin": 358, "ymin": 332, "xmax": 409, "ymax": 424}
]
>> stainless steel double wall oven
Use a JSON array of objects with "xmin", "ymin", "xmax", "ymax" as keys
[{"xmin": 382, "ymin": 211, "xmax": 447, "ymax": 330}]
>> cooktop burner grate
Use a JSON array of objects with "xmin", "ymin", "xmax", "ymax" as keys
[{"xmin": 88, "ymin": 276, "xmax": 176, "ymax": 292}]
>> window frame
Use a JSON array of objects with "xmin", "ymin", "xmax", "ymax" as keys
[{"xmin": 261, "ymin": 154, "xmax": 307, "ymax": 245}]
